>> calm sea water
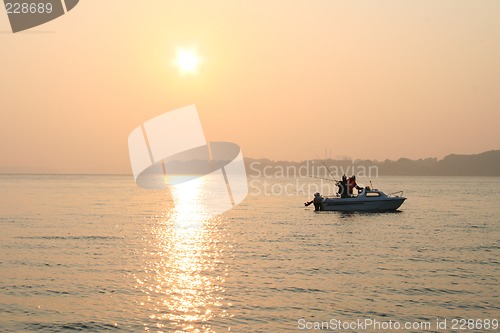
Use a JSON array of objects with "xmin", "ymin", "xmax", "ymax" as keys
[{"xmin": 0, "ymin": 175, "xmax": 499, "ymax": 332}]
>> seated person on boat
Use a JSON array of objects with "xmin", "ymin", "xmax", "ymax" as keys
[{"xmin": 313, "ymin": 192, "xmax": 323, "ymax": 211}]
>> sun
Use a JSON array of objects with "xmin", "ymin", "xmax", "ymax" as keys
[{"xmin": 175, "ymin": 48, "xmax": 200, "ymax": 74}]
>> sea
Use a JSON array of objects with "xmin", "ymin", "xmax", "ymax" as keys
[{"xmin": 0, "ymin": 175, "xmax": 499, "ymax": 332}]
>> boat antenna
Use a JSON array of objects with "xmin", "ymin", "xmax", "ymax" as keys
[{"xmin": 314, "ymin": 152, "xmax": 338, "ymax": 182}]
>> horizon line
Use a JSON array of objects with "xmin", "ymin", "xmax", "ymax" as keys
[{"xmin": 0, "ymin": 149, "xmax": 498, "ymax": 175}]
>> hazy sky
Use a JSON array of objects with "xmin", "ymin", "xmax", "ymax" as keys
[{"xmin": 1, "ymin": 0, "xmax": 499, "ymax": 173}]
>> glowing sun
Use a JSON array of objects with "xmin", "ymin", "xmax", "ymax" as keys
[{"xmin": 175, "ymin": 48, "xmax": 200, "ymax": 74}]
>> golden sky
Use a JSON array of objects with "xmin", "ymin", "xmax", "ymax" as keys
[{"xmin": 1, "ymin": 0, "xmax": 499, "ymax": 173}]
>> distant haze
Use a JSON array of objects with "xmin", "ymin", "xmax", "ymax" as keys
[{"xmin": 1, "ymin": 1, "xmax": 499, "ymax": 174}]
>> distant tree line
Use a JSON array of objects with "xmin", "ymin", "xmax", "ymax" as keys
[{"xmin": 244, "ymin": 150, "xmax": 500, "ymax": 177}]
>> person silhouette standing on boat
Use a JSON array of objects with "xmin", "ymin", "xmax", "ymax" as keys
[
  {"xmin": 348, "ymin": 175, "xmax": 362, "ymax": 196},
  {"xmin": 337, "ymin": 174, "xmax": 349, "ymax": 198}
]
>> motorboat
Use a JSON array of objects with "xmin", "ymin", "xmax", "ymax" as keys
[{"xmin": 317, "ymin": 188, "xmax": 406, "ymax": 212}]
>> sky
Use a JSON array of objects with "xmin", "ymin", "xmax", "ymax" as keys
[{"xmin": 1, "ymin": 0, "xmax": 499, "ymax": 173}]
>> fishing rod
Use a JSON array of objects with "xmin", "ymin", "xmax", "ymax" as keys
[
  {"xmin": 313, "ymin": 152, "xmax": 339, "ymax": 183},
  {"xmin": 304, "ymin": 153, "xmax": 341, "ymax": 207},
  {"xmin": 308, "ymin": 176, "xmax": 337, "ymax": 182}
]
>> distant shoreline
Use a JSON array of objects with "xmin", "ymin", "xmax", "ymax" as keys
[
  {"xmin": 1, "ymin": 150, "xmax": 499, "ymax": 177},
  {"xmin": 245, "ymin": 150, "xmax": 500, "ymax": 177}
]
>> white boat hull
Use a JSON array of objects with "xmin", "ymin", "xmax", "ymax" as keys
[
  {"xmin": 318, "ymin": 189, "xmax": 406, "ymax": 212},
  {"xmin": 321, "ymin": 197, "xmax": 406, "ymax": 212}
]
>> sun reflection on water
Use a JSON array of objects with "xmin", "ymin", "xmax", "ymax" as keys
[{"xmin": 136, "ymin": 176, "xmax": 230, "ymax": 332}]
